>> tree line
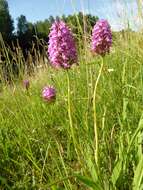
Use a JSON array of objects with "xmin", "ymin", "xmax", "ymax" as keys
[
  {"xmin": 0, "ymin": 0, "xmax": 99, "ymax": 52},
  {"xmin": 0, "ymin": 0, "xmax": 99, "ymax": 82}
]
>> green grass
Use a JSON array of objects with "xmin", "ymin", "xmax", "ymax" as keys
[{"xmin": 0, "ymin": 32, "xmax": 143, "ymax": 189}]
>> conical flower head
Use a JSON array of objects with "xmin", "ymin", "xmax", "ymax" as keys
[
  {"xmin": 42, "ymin": 86, "xmax": 56, "ymax": 102},
  {"xmin": 48, "ymin": 20, "xmax": 77, "ymax": 69},
  {"xmin": 91, "ymin": 19, "xmax": 112, "ymax": 56}
]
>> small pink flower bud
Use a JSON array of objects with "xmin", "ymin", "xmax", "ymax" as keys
[
  {"xmin": 42, "ymin": 86, "xmax": 56, "ymax": 102},
  {"xmin": 23, "ymin": 80, "xmax": 30, "ymax": 90}
]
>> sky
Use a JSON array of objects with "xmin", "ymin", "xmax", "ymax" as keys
[{"xmin": 7, "ymin": 0, "xmax": 142, "ymax": 31}]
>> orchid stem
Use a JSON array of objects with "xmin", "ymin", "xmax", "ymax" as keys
[
  {"xmin": 93, "ymin": 57, "xmax": 104, "ymax": 167},
  {"xmin": 66, "ymin": 71, "xmax": 78, "ymax": 156}
]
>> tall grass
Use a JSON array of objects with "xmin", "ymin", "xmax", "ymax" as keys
[{"xmin": 0, "ymin": 3, "xmax": 143, "ymax": 189}]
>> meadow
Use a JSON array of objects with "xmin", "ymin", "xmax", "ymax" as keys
[{"xmin": 0, "ymin": 17, "xmax": 143, "ymax": 190}]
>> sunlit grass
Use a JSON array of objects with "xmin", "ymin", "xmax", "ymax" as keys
[
  {"xmin": 0, "ymin": 30, "xmax": 143, "ymax": 189},
  {"xmin": 0, "ymin": 0, "xmax": 143, "ymax": 187}
]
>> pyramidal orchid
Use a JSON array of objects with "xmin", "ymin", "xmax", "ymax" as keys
[
  {"xmin": 91, "ymin": 19, "xmax": 112, "ymax": 56},
  {"xmin": 48, "ymin": 20, "xmax": 77, "ymax": 69}
]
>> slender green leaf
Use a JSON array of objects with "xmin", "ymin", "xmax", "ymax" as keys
[
  {"xmin": 111, "ymin": 159, "xmax": 123, "ymax": 187},
  {"xmin": 133, "ymin": 155, "xmax": 143, "ymax": 190},
  {"xmin": 76, "ymin": 174, "xmax": 102, "ymax": 190}
]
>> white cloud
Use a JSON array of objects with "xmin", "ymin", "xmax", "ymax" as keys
[{"xmin": 88, "ymin": 0, "xmax": 142, "ymax": 31}]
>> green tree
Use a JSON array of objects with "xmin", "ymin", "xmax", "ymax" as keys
[
  {"xmin": 16, "ymin": 15, "xmax": 35, "ymax": 54},
  {"xmin": 0, "ymin": 0, "xmax": 14, "ymax": 41},
  {"xmin": 62, "ymin": 12, "xmax": 98, "ymax": 35},
  {"xmin": 17, "ymin": 15, "xmax": 29, "ymax": 35},
  {"xmin": 35, "ymin": 19, "xmax": 51, "ymax": 38},
  {"xmin": 49, "ymin": 15, "xmax": 55, "ymax": 24}
]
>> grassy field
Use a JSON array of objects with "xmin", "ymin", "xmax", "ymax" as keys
[{"xmin": 0, "ymin": 31, "xmax": 143, "ymax": 189}]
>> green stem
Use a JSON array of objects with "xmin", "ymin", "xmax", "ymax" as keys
[
  {"xmin": 46, "ymin": 175, "xmax": 74, "ymax": 189},
  {"xmin": 93, "ymin": 57, "xmax": 104, "ymax": 167},
  {"xmin": 66, "ymin": 71, "xmax": 78, "ymax": 156}
]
